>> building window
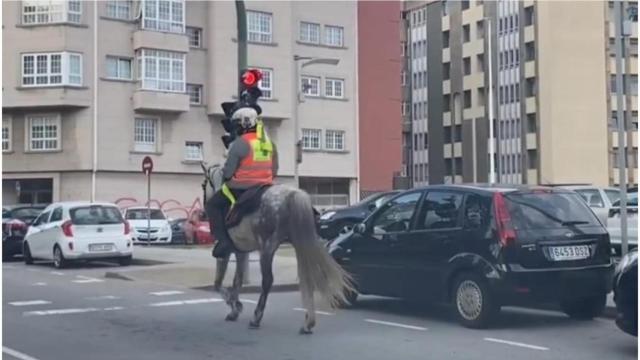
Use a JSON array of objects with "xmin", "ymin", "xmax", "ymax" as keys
[
  {"xmin": 22, "ymin": 52, "xmax": 82, "ymax": 87},
  {"xmin": 325, "ymin": 130, "xmax": 345, "ymax": 151},
  {"xmin": 301, "ymin": 76, "xmax": 320, "ymax": 97},
  {"xmin": 186, "ymin": 84, "xmax": 202, "ymax": 105},
  {"xmin": 478, "ymin": 87, "xmax": 485, "ymax": 106},
  {"xmin": 2, "ymin": 118, "xmax": 11, "ymax": 152},
  {"xmin": 134, "ymin": 118, "xmax": 157, "ymax": 153},
  {"xmin": 463, "ymin": 24, "xmax": 470, "ymax": 43},
  {"xmin": 527, "ymin": 113, "xmax": 536, "ymax": 133},
  {"xmin": 247, "ymin": 10, "xmax": 272, "ymax": 43},
  {"xmin": 477, "ymin": 54, "xmax": 484, "ymax": 72},
  {"xmin": 186, "ymin": 26, "xmax": 202, "ymax": 47},
  {"xmin": 27, "ymin": 114, "xmax": 60, "ymax": 152},
  {"xmin": 142, "ymin": 0, "xmax": 184, "ymax": 33},
  {"xmin": 463, "ymin": 90, "xmax": 472, "ymax": 108},
  {"xmin": 443, "ymin": 94, "xmax": 451, "ymax": 112},
  {"xmin": 136, "ymin": 49, "xmax": 185, "ymax": 92},
  {"xmin": 401, "ymin": 41, "xmax": 407, "ymax": 57},
  {"xmin": 476, "ymin": 20, "xmax": 484, "ymax": 39},
  {"xmin": 184, "ymin": 141, "xmax": 203, "ymax": 161},
  {"xmin": 443, "ymin": 62, "xmax": 451, "ymax": 80},
  {"xmin": 524, "ymin": 6, "xmax": 535, "ymax": 26},
  {"xmin": 325, "ymin": 78, "xmax": 344, "ymax": 99},
  {"xmin": 463, "ymin": 57, "xmax": 471, "ymax": 75},
  {"xmin": 106, "ymin": 56, "xmax": 132, "ymax": 80},
  {"xmin": 256, "ymin": 68, "xmax": 273, "ymax": 99},
  {"xmin": 324, "ymin": 25, "xmax": 344, "ymax": 47},
  {"xmin": 442, "ymin": 0, "xmax": 450, "ymax": 16},
  {"xmin": 302, "ymin": 129, "xmax": 321, "ymax": 150},
  {"xmin": 461, "ymin": 0, "xmax": 470, "ymax": 10},
  {"xmin": 526, "ymin": 77, "xmax": 537, "ymax": 97},
  {"xmin": 106, "ymin": 1, "xmax": 131, "ymax": 20},
  {"xmin": 300, "ymin": 21, "xmax": 320, "ymax": 44},
  {"xmin": 22, "ymin": 0, "xmax": 81, "ymax": 25},
  {"xmin": 527, "ymin": 149, "xmax": 537, "ymax": 169},
  {"xmin": 443, "ymin": 30, "xmax": 450, "ymax": 48}
]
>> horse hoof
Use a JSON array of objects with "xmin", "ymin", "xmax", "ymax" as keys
[
  {"xmin": 299, "ymin": 327, "xmax": 313, "ymax": 335},
  {"xmin": 225, "ymin": 313, "xmax": 239, "ymax": 322},
  {"xmin": 249, "ymin": 321, "xmax": 260, "ymax": 329}
]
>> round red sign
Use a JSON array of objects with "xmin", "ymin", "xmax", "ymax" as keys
[{"xmin": 142, "ymin": 156, "xmax": 154, "ymax": 175}]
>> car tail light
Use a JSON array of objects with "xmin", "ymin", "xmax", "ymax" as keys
[
  {"xmin": 61, "ymin": 220, "xmax": 74, "ymax": 237},
  {"xmin": 124, "ymin": 221, "xmax": 131, "ymax": 235},
  {"xmin": 7, "ymin": 220, "xmax": 27, "ymax": 235},
  {"xmin": 493, "ymin": 192, "xmax": 516, "ymax": 247}
]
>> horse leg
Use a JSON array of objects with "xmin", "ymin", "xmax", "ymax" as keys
[
  {"xmin": 224, "ymin": 252, "xmax": 247, "ymax": 322},
  {"xmin": 214, "ymin": 254, "xmax": 230, "ymax": 291},
  {"xmin": 249, "ymin": 249, "xmax": 275, "ymax": 329},
  {"xmin": 299, "ymin": 278, "xmax": 316, "ymax": 334}
]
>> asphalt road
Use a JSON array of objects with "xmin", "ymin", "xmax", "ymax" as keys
[{"xmin": 3, "ymin": 260, "xmax": 637, "ymax": 360}]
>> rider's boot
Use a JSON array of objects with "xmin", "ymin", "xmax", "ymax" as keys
[{"xmin": 212, "ymin": 222, "xmax": 233, "ymax": 259}]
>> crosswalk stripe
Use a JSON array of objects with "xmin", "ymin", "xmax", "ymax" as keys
[
  {"xmin": 149, "ymin": 290, "xmax": 185, "ymax": 296},
  {"xmin": 9, "ymin": 300, "xmax": 51, "ymax": 307},
  {"xmin": 148, "ymin": 298, "xmax": 224, "ymax": 307}
]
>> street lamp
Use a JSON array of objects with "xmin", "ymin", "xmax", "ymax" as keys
[{"xmin": 291, "ymin": 55, "xmax": 340, "ymax": 187}]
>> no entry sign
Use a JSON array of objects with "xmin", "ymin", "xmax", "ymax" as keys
[{"xmin": 142, "ymin": 156, "xmax": 154, "ymax": 175}]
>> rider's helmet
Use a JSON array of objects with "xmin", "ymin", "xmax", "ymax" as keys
[{"xmin": 231, "ymin": 106, "xmax": 259, "ymax": 130}]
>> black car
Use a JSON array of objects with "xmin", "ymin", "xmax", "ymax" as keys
[
  {"xmin": 2, "ymin": 204, "xmax": 46, "ymax": 260},
  {"xmin": 170, "ymin": 218, "xmax": 188, "ymax": 244},
  {"xmin": 318, "ymin": 191, "xmax": 400, "ymax": 240},
  {"xmin": 613, "ymin": 248, "xmax": 637, "ymax": 336},
  {"xmin": 329, "ymin": 185, "xmax": 614, "ymax": 328}
]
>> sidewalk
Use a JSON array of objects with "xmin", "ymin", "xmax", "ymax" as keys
[{"xmin": 105, "ymin": 244, "xmax": 299, "ymax": 293}]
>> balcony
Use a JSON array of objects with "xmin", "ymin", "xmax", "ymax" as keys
[
  {"xmin": 402, "ymin": 121, "xmax": 412, "ymax": 133},
  {"xmin": 133, "ymin": 90, "xmax": 189, "ymax": 113},
  {"xmin": 133, "ymin": 30, "xmax": 189, "ymax": 53},
  {"xmin": 4, "ymin": 86, "xmax": 91, "ymax": 109}
]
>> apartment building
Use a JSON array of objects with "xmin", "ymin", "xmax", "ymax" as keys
[
  {"xmin": 2, "ymin": 0, "xmax": 359, "ymax": 211},
  {"xmin": 401, "ymin": 0, "xmax": 638, "ymax": 187}
]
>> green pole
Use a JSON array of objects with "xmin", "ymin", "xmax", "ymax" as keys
[{"xmin": 236, "ymin": 0, "xmax": 247, "ymax": 97}]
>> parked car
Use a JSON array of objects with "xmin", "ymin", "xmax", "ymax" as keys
[
  {"xmin": 607, "ymin": 189, "xmax": 638, "ymax": 256},
  {"xmin": 123, "ymin": 207, "xmax": 172, "ymax": 244},
  {"xmin": 318, "ymin": 191, "xmax": 401, "ymax": 240},
  {"xmin": 184, "ymin": 209, "xmax": 214, "ymax": 244},
  {"xmin": 23, "ymin": 202, "xmax": 133, "ymax": 268},
  {"xmin": 613, "ymin": 248, "xmax": 637, "ymax": 336},
  {"xmin": 329, "ymin": 185, "xmax": 614, "ymax": 328},
  {"xmin": 169, "ymin": 218, "xmax": 187, "ymax": 244},
  {"xmin": 562, "ymin": 185, "xmax": 621, "ymax": 225},
  {"xmin": 2, "ymin": 204, "xmax": 46, "ymax": 260}
]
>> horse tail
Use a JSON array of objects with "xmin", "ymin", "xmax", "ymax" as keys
[{"xmin": 287, "ymin": 189, "xmax": 354, "ymax": 308}]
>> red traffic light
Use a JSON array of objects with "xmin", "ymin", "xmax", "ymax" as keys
[{"xmin": 241, "ymin": 69, "xmax": 262, "ymax": 87}]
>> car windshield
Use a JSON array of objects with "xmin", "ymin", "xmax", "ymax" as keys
[
  {"xmin": 373, "ymin": 194, "xmax": 396, "ymax": 208},
  {"xmin": 612, "ymin": 191, "xmax": 638, "ymax": 207},
  {"xmin": 505, "ymin": 192, "xmax": 600, "ymax": 229},
  {"xmin": 11, "ymin": 207, "xmax": 43, "ymax": 221},
  {"xmin": 70, "ymin": 206, "xmax": 124, "ymax": 225},
  {"xmin": 126, "ymin": 209, "xmax": 166, "ymax": 220},
  {"xmin": 353, "ymin": 193, "xmax": 385, "ymax": 207}
]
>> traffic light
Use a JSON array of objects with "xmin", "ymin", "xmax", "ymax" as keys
[{"xmin": 241, "ymin": 69, "xmax": 262, "ymax": 88}]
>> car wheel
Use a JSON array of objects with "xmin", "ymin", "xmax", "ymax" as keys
[
  {"xmin": 118, "ymin": 256, "xmax": 132, "ymax": 266},
  {"xmin": 53, "ymin": 246, "xmax": 68, "ymax": 269},
  {"xmin": 561, "ymin": 293, "xmax": 606, "ymax": 320},
  {"xmin": 23, "ymin": 243, "xmax": 34, "ymax": 265},
  {"xmin": 452, "ymin": 272, "xmax": 500, "ymax": 329}
]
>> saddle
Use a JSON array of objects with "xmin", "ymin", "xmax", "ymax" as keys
[{"xmin": 225, "ymin": 184, "xmax": 271, "ymax": 229}]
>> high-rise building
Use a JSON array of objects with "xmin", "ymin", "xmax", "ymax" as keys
[
  {"xmin": 2, "ymin": 1, "xmax": 359, "ymax": 211},
  {"xmin": 401, "ymin": 0, "xmax": 638, "ymax": 187}
]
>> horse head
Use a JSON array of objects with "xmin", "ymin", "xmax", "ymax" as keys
[{"xmin": 200, "ymin": 161, "xmax": 224, "ymax": 196}]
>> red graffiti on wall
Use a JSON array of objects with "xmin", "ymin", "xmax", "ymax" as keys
[{"xmin": 114, "ymin": 197, "xmax": 204, "ymax": 219}]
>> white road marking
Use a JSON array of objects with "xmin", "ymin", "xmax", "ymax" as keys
[
  {"xmin": 23, "ymin": 308, "xmax": 100, "ymax": 316},
  {"xmin": 293, "ymin": 307, "xmax": 335, "ymax": 316},
  {"xmin": 149, "ymin": 290, "xmax": 185, "ymax": 296},
  {"xmin": 85, "ymin": 295, "xmax": 121, "ymax": 301},
  {"xmin": 484, "ymin": 338, "xmax": 549, "ymax": 351},
  {"xmin": 72, "ymin": 275, "xmax": 104, "ymax": 283},
  {"xmin": 9, "ymin": 300, "xmax": 51, "ymax": 307},
  {"xmin": 364, "ymin": 319, "xmax": 427, "ymax": 331},
  {"xmin": 50, "ymin": 271, "xmax": 64, "ymax": 276},
  {"xmin": 148, "ymin": 298, "xmax": 224, "ymax": 307},
  {"xmin": 240, "ymin": 298, "xmax": 258, "ymax": 304},
  {"xmin": 31, "ymin": 282, "xmax": 47, "ymax": 286},
  {"xmin": 3, "ymin": 346, "xmax": 41, "ymax": 360},
  {"xmin": 103, "ymin": 306, "xmax": 125, "ymax": 311}
]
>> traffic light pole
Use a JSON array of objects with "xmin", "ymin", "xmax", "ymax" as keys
[{"xmin": 236, "ymin": 0, "xmax": 247, "ymax": 97}]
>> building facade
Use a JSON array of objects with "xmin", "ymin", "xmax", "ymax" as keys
[
  {"xmin": 401, "ymin": 0, "xmax": 638, "ymax": 187},
  {"xmin": 2, "ymin": 0, "xmax": 359, "ymax": 212}
]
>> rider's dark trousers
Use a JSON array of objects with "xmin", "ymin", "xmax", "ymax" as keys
[{"xmin": 206, "ymin": 188, "xmax": 246, "ymax": 246}]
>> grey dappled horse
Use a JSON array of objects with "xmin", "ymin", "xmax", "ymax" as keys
[{"xmin": 201, "ymin": 163, "xmax": 353, "ymax": 334}]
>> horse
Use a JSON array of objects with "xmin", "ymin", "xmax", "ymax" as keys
[{"xmin": 201, "ymin": 163, "xmax": 353, "ymax": 334}]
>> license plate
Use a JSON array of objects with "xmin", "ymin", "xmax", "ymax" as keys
[
  {"xmin": 89, "ymin": 244, "xmax": 112, "ymax": 252},
  {"xmin": 549, "ymin": 245, "xmax": 590, "ymax": 261}
]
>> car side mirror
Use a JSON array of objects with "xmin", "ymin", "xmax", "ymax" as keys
[
  {"xmin": 609, "ymin": 208, "xmax": 620, "ymax": 217},
  {"xmin": 354, "ymin": 223, "xmax": 366, "ymax": 234}
]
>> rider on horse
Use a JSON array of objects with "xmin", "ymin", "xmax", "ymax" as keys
[{"xmin": 208, "ymin": 103, "xmax": 279, "ymax": 259}]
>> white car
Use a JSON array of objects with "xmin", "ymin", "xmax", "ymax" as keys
[
  {"xmin": 123, "ymin": 207, "xmax": 172, "ymax": 244},
  {"xmin": 562, "ymin": 185, "xmax": 621, "ymax": 225},
  {"xmin": 608, "ymin": 190, "xmax": 638, "ymax": 256},
  {"xmin": 23, "ymin": 202, "xmax": 133, "ymax": 268}
]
